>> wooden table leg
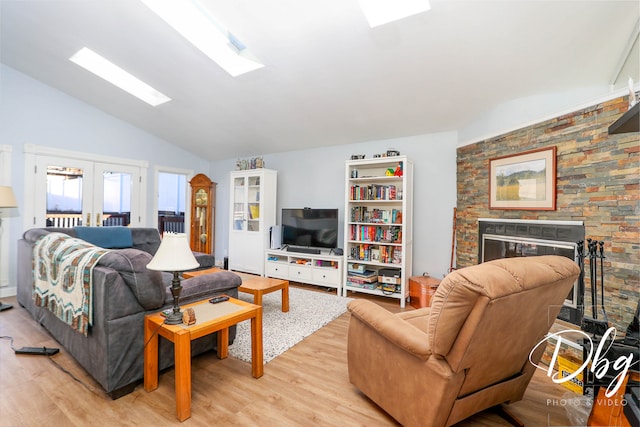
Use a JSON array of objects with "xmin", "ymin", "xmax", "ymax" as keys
[
  {"xmin": 281, "ymin": 282, "xmax": 289, "ymax": 312},
  {"xmin": 174, "ymin": 329, "xmax": 192, "ymax": 422},
  {"xmin": 217, "ymin": 328, "xmax": 229, "ymax": 359},
  {"xmin": 250, "ymin": 307, "xmax": 264, "ymax": 378},
  {"xmin": 254, "ymin": 290, "xmax": 263, "ymax": 307},
  {"xmin": 143, "ymin": 317, "xmax": 159, "ymax": 392}
]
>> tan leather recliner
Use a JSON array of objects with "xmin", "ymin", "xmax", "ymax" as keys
[{"xmin": 347, "ymin": 255, "xmax": 580, "ymax": 427}]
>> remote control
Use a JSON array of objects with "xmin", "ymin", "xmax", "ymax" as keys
[
  {"xmin": 15, "ymin": 346, "xmax": 60, "ymax": 356},
  {"xmin": 209, "ymin": 296, "xmax": 229, "ymax": 304}
]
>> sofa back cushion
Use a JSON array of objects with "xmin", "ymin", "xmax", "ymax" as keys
[
  {"xmin": 23, "ymin": 227, "xmax": 76, "ymax": 243},
  {"xmin": 130, "ymin": 228, "xmax": 162, "ymax": 255},
  {"xmin": 75, "ymin": 226, "xmax": 133, "ymax": 249},
  {"xmin": 98, "ymin": 249, "xmax": 165, "ymax": 309}
]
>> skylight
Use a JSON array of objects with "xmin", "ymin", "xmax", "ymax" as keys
[
  {"xmin": 140, "ymin": 0, "xmax": 263, "ymax": 77},
  {"xmin": 69, "ymin": 47, "xmax": 171, "ymax": 106},
  {"xmin": 359, "ymin": 0, "xmax": 431, "ymax": 27}
]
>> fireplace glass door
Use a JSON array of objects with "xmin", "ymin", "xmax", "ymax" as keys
[{"xmin": 482, "ymin": 235, "xmax": 580, "ymax": 312}]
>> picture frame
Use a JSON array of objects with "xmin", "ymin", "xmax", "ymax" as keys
[{"xmin": 489, "ymin": 146, "xmax": 557, "ymax": 210}]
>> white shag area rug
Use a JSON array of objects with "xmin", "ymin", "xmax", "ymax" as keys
[{"xmin": 228, "ymin": 287, "xmax": 352, "ymax": 363}]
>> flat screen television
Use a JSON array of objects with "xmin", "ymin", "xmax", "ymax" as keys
[{"xmin": 281, "ymin": 208, "xmax": 338, "ymax": 250}]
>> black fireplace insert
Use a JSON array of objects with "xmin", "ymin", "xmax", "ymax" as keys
[{"xmin": 478, "ymin": 219, "xmax": 585, "ymax": 325}]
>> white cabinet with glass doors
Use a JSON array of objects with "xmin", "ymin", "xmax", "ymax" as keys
[{"xmin": 228, "ymin": 169, "xmax": 277, "ymax": 275}]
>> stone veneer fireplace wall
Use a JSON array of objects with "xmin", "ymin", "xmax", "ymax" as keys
[{"xmin": 456, "ymin": 94, "xmax": 639, "ymax": 331}]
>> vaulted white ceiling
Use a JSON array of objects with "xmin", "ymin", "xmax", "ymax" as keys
[{"xmin": 2, "ymin": 1, "xmax": 638, "ymax": 160}]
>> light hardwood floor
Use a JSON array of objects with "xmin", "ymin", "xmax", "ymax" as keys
[{"xmin": 0, "ymin": 288, "xmax": 573, "ymax": 426}]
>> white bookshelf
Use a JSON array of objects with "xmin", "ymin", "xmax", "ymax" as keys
[{"xmin": 343, "ymin": 156, "xmax": 413, "ymax": 307}]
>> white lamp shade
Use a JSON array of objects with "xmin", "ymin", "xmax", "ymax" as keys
[
  {"xmin": 0, "ymin": 186, "xmax": 18, "ymax": 208},
  {"xmin": 147, "ymin": 233, "xmax": 199, "ymax": 272}
]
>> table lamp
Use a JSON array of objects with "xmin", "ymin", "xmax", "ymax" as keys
[
  {"xmin": 0, "ymin": 186, "xmax": 18, "ymax": 312},
  {"xmin": 146, "ymin": 233, "xmax": 199, "ymax": 324}
]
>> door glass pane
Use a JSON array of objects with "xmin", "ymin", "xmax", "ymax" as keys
[
  {"xmin": 233, "ymin": 177, "xmax": 246, "ymax": 231},
  {"xmin": 102, "ymin": 171, "xmax": 131, "ymax": 226},
  {"xmin": 157, "ymin": 172, "xmax": 186, "ymax": 233},
  {"xmin": 247, "ymin": 175, "xmax": 260, "ymax": 232},
  {"xmin": 46, "ymin": 166, "xmax": 84, "ymax": 228}
]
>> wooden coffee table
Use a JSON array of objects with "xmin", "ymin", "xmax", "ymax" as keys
[
  {"xmin": 184, "ymin": 268, "xmax": 289, "ymax": 312},
  {"xmin": 144, "ymin": 297, "xmax": 262, "ymax": 421}
]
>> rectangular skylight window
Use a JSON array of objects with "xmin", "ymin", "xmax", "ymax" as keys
[
  {"xmin": 69, "ymin": 47, "xmax": 171, "ymax": 106},
  {"xmin": 359, "ymin": 0, "xmax": 431, "ymax": 27},
  {"xmin": 140, "ymin": 0, "xmax": 264, "ymax": 77}
]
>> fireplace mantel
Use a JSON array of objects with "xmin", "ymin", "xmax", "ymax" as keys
[{"xmin": 478, "ymin": 218, "xmax": 583, "ymax": 226}]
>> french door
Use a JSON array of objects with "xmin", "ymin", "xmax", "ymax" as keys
[{"xmin": 27, "ymin": 149, "xmax": 145, "ymax": 228}]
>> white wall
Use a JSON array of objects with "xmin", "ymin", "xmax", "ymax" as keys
[
  {"xmin": 0, "ymin": 64, "xmax": 211, "ymax": 289},
  {"xmin": 457, "ymin": 84, "xmax": 640, "ymax": 147},
  {"xmin": 0, "ymin": 146, "xmax": 16, "ymax": 298},
  {"xmin": 211, "ymin": 131, "xmax": 458, "ymax": 279}
]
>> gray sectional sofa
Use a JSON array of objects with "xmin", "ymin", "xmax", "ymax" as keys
[{"xmin": 17, "ymin": 227, "xmax": 241, "ymax": 398}]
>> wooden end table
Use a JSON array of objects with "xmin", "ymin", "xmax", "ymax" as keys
[
  {"xmin": 144, "ymin": 297, "xmax": 263, "ymax": 422},
  {"xmin": 184, "ymin": 268, "xmax": 289, "ymax": 312}
]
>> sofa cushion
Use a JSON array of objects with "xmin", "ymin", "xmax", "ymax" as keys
[
  {"xmin": 98, "ymin": 249, "xmax": 165, "ymax": 310},
  {"xmin": 130, "ymin": 228, "xmax": 162, "ymax": 255},
  {"xmin": 75, "ymin": 226, "xmax": 133, "ymax": 249}
]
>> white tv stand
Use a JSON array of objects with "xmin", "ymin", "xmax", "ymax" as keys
[{"xmin": 264, "ymin": 248, "xmax": 343, "ymax": 296}]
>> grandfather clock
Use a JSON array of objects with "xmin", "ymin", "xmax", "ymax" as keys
[{"xmin": 189, "ymin": 173, "xmax": 216, "ymax": 254}]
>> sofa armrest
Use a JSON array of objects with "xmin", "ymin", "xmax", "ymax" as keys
[
  {"xmin": 175, "ymin": 271, "xmax": 242, "ymax": 305},
  {"xmin": 347, "ymin": 299, "xmax": 432, "ymax": 360}
]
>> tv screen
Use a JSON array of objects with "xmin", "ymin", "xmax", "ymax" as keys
[{"xmin": 281, "ymin": 208, "xmax": 338, "ymax": 249}]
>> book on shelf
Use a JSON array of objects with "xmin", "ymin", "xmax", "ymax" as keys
[
  {"xmin": 349, "ymin": 184, "xmax": 400, "ymax": 201},
  {"xmin": 349, "ymin": 269, "xmax": 377, "ymax": 278},
  {"xmin": 380, "ymin": 246, "xmax": 402, "ymax": 264},
  {"xmin": 346, "ymin": 281, "xmax": 378, "ymax": 290},
  {"xmin": 347, "ymin": 274, "xmax": 378, "ymax": 284},
  {"xmin": 350, "ymin": 207, "xmax": 402, "ymax": 224},
  {"xmin": 349, "ymin": 224, "xmax": 401, "ymax": 243}
]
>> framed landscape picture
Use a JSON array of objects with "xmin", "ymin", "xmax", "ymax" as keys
[{"xmin": 489, "ymin": 146, "xmax": 557, "ymax": 210}]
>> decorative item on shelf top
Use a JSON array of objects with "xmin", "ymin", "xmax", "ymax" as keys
[
  {"xmin": 236, "ymin": 157, "xmax": 264, "ymax": 170},
  {"xmin": 372, "ymin": 150, "xmax": 401, "ymax": 159},
  {"xmin": 394, "ymin": 162, "xmax": 403, "ymax": 176},
  {"xmin": 350, "ymin": 154, "xmax": 365, "ymax": 160}
]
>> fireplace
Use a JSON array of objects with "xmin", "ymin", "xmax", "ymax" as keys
[{"xmin": 478, "ymin": 219, "xmax": 585, "ymax": 325}]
